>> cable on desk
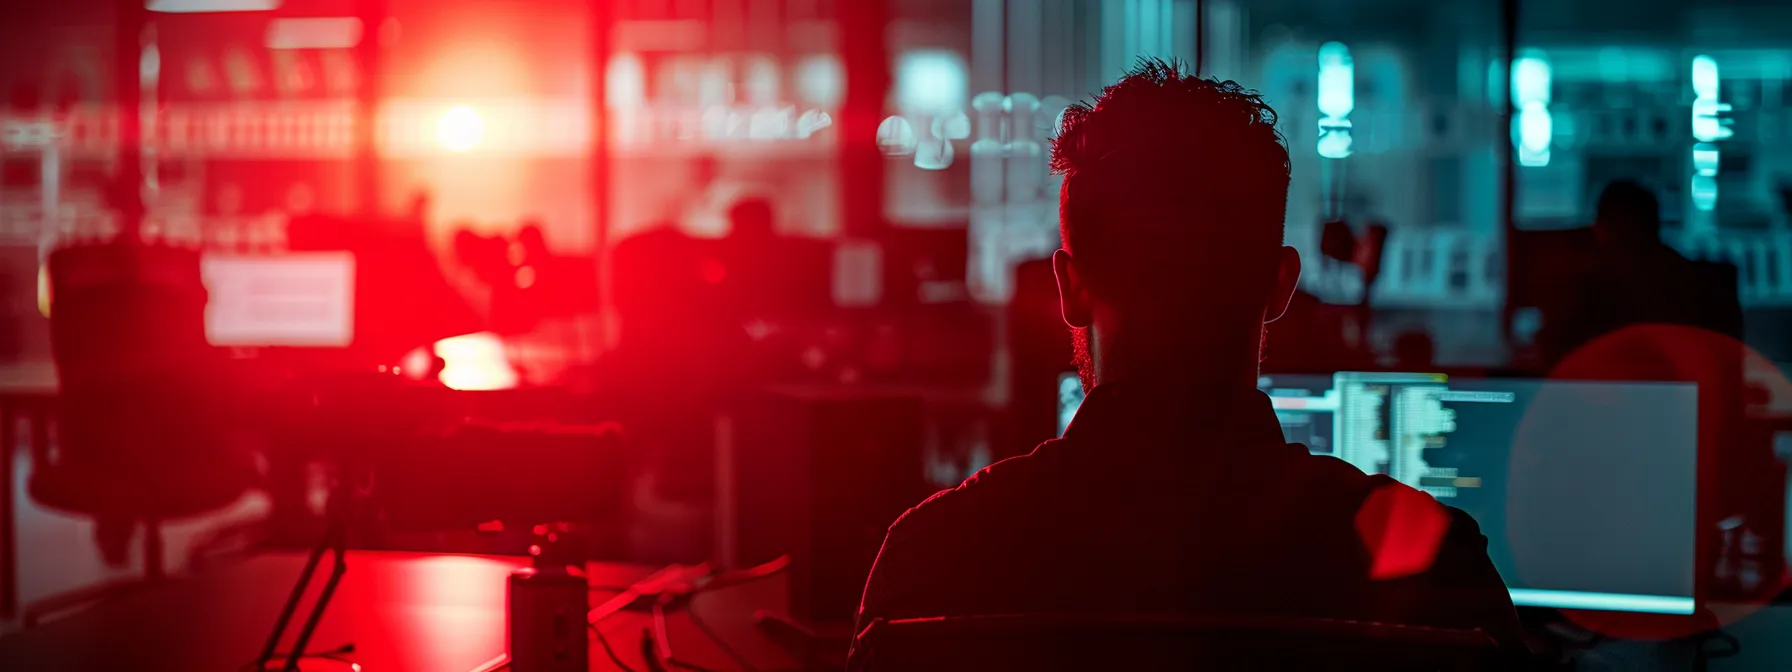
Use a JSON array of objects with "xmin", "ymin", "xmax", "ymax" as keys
[
  {"xmin": 640, "ymin": 630, "xmax": 672, "ymax": 672},
  {"xmin": 596, "ymin": 557, "xmax": 790, "ymax": 672},
  {"xmin": 590, "ymin": 620, "xmax": 640, "ymax": 672},
  {"xmin": 712, "ymin": 555, "xmax": 789, "ymax": 586},
  {"xmin": 685, "ymin": 603, "xmax": 755, "ymax": 672},
  {"xmin": 651, "ymin": 597, "xmax": 735, "ymax": 672},
  {"xmin": 241, "ymin": 643, "xmax": 360, "ymax": 671}
]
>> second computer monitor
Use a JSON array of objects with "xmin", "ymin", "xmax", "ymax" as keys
[{"xmin": 1054, "ymin": 371, "xmax": 1700, "ymax": 615}]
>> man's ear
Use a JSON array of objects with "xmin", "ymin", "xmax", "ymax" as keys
[
  {"xmin": 1052, "ymin": 249, "xmax": 1093, "ymax": 329},
  {"xmin": 1265, "ymin": 245, "xmax": 1302, "ymax": 323}
]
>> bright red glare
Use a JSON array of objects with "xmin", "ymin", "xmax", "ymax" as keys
[
  {"xmin": 700, "ymin": 260, "xmax": 727, "ymax": 284},
  {"xmin": 437, "ymin": 105, "xmax": 484, "ymax": 152},
  {"xmin": 434, "ymin": 332, "xmax": 517, "ymax": 390},
  {"xmin": 1354, "ymin": 483, "xmax": 1449, "ymax": 580}
]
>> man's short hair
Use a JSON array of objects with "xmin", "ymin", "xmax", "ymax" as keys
[{"xmin": 1052, "ymin": 58, "xmax": 1290, "ymax": 309}]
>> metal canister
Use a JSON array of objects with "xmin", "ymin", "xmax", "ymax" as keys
[{"xmin": 508, "ymin": 566, "xmax": 589, "ymax": 672}]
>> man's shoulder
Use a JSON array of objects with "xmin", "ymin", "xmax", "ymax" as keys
[
  {"xmin": 1261, "ymin": 449, "xmax": 1489, "ymax": 542},
  {"xmin": 1295, "ymin": 453, "xmax": 1480, "ymax": 516},
  {"xmin": 886, "ymin": 439, "xmax": 1070, "ymax": 536},
  {"xmin": 1249, "ymin": 445, "xmax": 1386, "ymax": 502},
  {"xmin": 887, "ymin": 437, "xmax": 1487, "ymax": 542}
]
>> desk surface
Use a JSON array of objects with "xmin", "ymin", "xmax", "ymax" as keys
[
  {"xmin": 5, "ymin": 549, "xmax": 1789, "ymax": 672},
  {"xmin": 0, "ymin": 551, "xmax": 800, "ymax": 672}
]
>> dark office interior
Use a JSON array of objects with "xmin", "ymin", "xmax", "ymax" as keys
[{"xmin": 1, "ymin": 0, "xmax": 1792, "ymax": 670}]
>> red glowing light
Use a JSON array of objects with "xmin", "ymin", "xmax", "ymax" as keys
[
  {"xmin": 437, "ymin": 105, "xmax": 484, "ymax": 152},
  {"xmin": 434, "ymin": 332, "xmax": 518, "ymax": 390},
  {"xmin": 700, "ymin": 260, "xmax": 727, "ymax": 284},
  {"xmin": 1354, "ymin": 484, "xmax": 1449, "ymax": 580}
]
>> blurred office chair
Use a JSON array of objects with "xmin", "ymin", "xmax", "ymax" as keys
[
  {"xmin": 852, "ymin": 613, "xmax": 1518, "ymax": 672},
  {"xmin": 26, "ymin": 243, "xmax": 259, "ymax": 626}
]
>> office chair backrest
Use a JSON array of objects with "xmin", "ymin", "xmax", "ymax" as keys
[
  {"xmin": 854, "ymin": 613, "xmax": 1511, "ymax": 672},
  {"xmin": 36, "ymin": 243, "xmax": 254, "ymax": 520},
  {"xmin": 48, "ymin": 244, "xmax": 210, "ymax": 386}
]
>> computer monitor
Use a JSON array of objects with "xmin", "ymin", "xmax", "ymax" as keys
[
  {"xmin": 1054, "ymin": 370, "xmax": 1700, "ymax": 615},
  {"xmin": 1339, "ymin": 373, "xmax": 1699, "ymax": 615},
  {"xmin": 201, "ymin": 252, "xmax": 356, "ymax": 347}
]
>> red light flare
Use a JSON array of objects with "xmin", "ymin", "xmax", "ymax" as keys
[
  {"xmin": 1531, "ymin": 324, "xmax": 1791, "ymax": 640},
  {"xmin": 435, "ymin": 332, "xmax": 519, "ymax": 390},
  {"xmin": 1354, "ymin": 483, "xmax": 1450, "ymax": 581}
]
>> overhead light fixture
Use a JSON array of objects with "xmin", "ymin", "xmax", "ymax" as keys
[
  {"xmin": 896, "ymin": 51, "xmax": 967, "ymax": 114},
  {"xmin": 147, "ymin": 0, "xmax": 282, "ymax": 13},
  {"xmin": 1689, "ymin": 55, "xmax": 1728, "ymax": 216},
  {"xmin": 1317, "ymin": 42, "xmax": 1355, "ymax": 159},
  {"xmin": 266, "ymin": 17, "xmax": 363, "ymax": 50},
  {"xmin": 1511, "ymin": 51, "xmax": 1552, "ymax": 167},
  {"xmin": 437, "ymin": 106, "xmax": 485, "ymax": 152}
]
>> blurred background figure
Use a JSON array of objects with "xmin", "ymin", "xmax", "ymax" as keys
[{"xmin": 1539, "ymin": 180, "xmax": 1744, "ymax": 365}]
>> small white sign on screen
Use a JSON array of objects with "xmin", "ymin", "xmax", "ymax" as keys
[{"xmin": 202, "ymin": 252, "xmax": 355, "ymax": 347}]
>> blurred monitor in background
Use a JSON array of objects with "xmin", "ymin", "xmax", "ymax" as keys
[{"xmin": 201, "ymin": 252, "xmax": 354, "ymax": 348}]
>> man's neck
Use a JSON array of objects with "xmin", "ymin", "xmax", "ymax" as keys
[
  {"xmin": 1097, "ymin": 363, "xmax": 1259, "ymax": 392},
  {"xmin": 1093, "ymin": 340, "xmax": 1262, "ymax": 393},
  {"xmin": 1085, "ymin": 316, "xmax": 1267, "ymax": 390}
]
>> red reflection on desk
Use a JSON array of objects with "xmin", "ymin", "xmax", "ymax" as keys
[{"xmin": 381, "ymin": 554, "xmax": 518, "ymax": 670}]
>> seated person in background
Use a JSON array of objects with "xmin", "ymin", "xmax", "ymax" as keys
[
  {"xmin": 850, "ymin": 59, "xmax": 1524, "ymax": 665},
  {"xmin": 1537, "ymin": 179, "xmax": 1743, "ymax": 364}
]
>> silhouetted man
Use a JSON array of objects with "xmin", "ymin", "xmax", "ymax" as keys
[
  {"xmin": 850, "ymin": 60, "xmax": 1523, "ymax": 666},
  {"xmin": 720, "ymin": 197, "xmax": 831, "ymax": 328},
  {"xmin": 1539, "ymin": 180, "xmax": 1742, "ymax": 363},
  {"xmin": 720, "ymin": 198, "xmax": 780, "ymax": 321}
]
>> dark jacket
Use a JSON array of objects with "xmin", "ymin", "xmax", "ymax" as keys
[{"xmin": 849, "ymin": 382, "xmax": 1524, "ymax": 667}]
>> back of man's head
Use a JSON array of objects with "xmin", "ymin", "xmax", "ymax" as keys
[
  {"xmin": 1052, "ymin": 59, "xmax": 1291, "ymax": 319},
  {"xmin": 1594, "ymin": 179, "xmax": 1662, "ymax": 246}
]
